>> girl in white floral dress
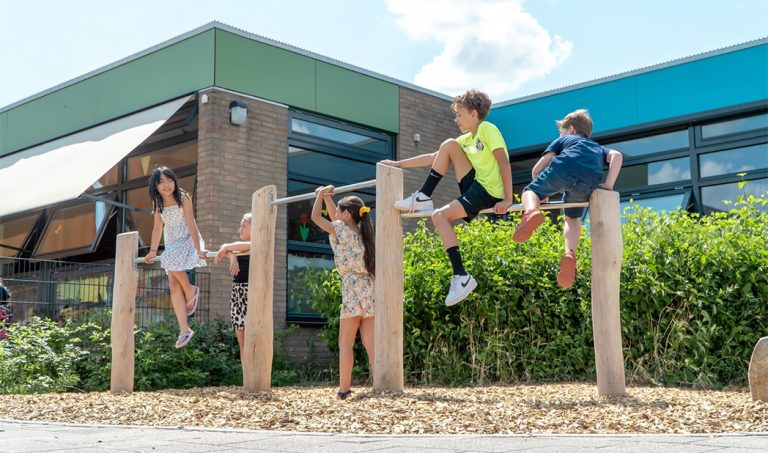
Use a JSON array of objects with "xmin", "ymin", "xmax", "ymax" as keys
[
  {"xmin": 142, "ymin": 167, "xmax": 206, "ymax": 349},
  {"xmin": 311, "ymin": 186, "xmax": 375, "ymax": 400}
]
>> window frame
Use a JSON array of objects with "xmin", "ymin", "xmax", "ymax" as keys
[{"xmin": 33, "ymin": 198, "xmax": 116, "ymax": 259}]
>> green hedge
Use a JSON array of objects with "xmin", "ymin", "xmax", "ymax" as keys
[{"xmin": 310, "ymin": 196, "xmax": 768, "ymax": 388}]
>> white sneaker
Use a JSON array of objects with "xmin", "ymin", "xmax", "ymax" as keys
[
  {"xmin": 445, "ymin": 274, "xmax": 477, "ymax": 306},
  {"xmin": 394, "ymin": 191, "xmax": 434, "ymax": 212}
]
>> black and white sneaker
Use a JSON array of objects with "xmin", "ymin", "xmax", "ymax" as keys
[
  {"xmin": 445, "ymin": 274, "xmax": 477, "ymax": 306},
  {"xmin": 394, "ymin": 191, "xmax": 434, "ymax": 212}
]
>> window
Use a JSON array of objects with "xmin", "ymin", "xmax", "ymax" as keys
[
  {"xmin": 36, "ymin": 201, "xmax": 112, "ymax": 257},
  {"xmin": 698, "ymin": 143, "xmax": 768, "ymax": 178},
  {"xmin": 701, "ymin": 178, "xmax": 768, "ymax": 213},
  {"xmin": 126, "ymin": 140, "xmax": 197, "ymax": 181},
  {"xmin": 701, "ymin": 113, "xmax": 768, "ymax": 140},
  {"xmin": 0, "ymin": 212, "xmax": 40, "ymax": 257},
  {"xmin": 291, "ymin": 118, "xmax": 389, "ymax": 155},
  {"xmin": 604, "ymin": 130, "xmax": 689, "ymax": 158},
  {"xmin": 621, "ymin": 192, "xmax": 690, "ymax": 216},
  {"xmin": 286, "ymin": 250, "xmax": 335, "ymax": 324},
  {"xmin": 614, "ymin": 157, "xmax": 691, "ymax": 190},
  {"xmin": 288, "ymin": 147, "xmax": 376, "ymax": 183}
]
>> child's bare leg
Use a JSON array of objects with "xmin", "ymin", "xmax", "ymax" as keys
[
  {"xmin": 235, "ymin": 328, "xmax": 244, "ymax": 362},
  {"xmin": 563, "ymin": 216, "xmax": 581, "ymax": 254},
  {"xmin": 432, "ymin": 139, "xmax": 473, "ymax": 182},
  {"xmin": 558, "ymin": 216, "xmax": 581, "ymax": 288},
  {"xmin": 174, "ymin": 272, "xmax": 196, "ymax": 308},
  {"xmin": 358, "ymin": 316, "xmax": 375, "ymax": 377},
  {"xmin": 431, "ymin": 200, "xmax": 468, "ymax": 249},
  {"xmin": 338, "ymin": 316, "xmax": 362, "ymax": 393},
  {"xmin": 167, "ymin": 272, "xmax": 191, "ymax": 332},
  {"xmin": 521, "ymin": 190, "xmax": 541, "ymax": 213}
]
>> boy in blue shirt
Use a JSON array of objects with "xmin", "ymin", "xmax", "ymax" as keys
[{"xmin": 513, "ymin": 109, "xmax": 623, "ymax": 288}]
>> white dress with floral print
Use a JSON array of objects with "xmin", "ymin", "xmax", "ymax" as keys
[
  {"xmin": 329, "ymin": 220, "xmax": 374, "ymax": 319},
  {"xmin": 159, "ymin": 204, "xmax": 207, "ymax": 272}
]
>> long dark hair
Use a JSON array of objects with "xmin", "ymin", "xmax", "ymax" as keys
[
  {"xmin": 338, "ymin": 196, "xmax": 375, "ymax": 276},
  {"xmin": 148, "ymin": 166, "xmax": 185, "ymax": 213}
]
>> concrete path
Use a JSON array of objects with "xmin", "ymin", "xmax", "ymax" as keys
[{"xmin": 1, "ymin": 420, "xmax": 766, "ymax": 452}]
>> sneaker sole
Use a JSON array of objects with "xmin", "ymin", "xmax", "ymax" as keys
[
  {"xmin": 445, "ymin": 278, "xmax": 478, "ymax": 306},
  {"xmin": 513, "ymin": 212, "xmax": 545, "ymax": 243},
  {"xmin": 393, "ymin": 202, "xmax": 434, "ymax": 212},
  {"xmin": 557, "ymin": 255, "xmax": 577, "ymax": 288}
]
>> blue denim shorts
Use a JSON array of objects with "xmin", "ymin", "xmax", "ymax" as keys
[{"xmin": 523, "ymin": 167, "xmax": 592, "ymax": 218}]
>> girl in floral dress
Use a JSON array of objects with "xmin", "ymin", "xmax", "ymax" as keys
[
  {"xmin": 311, "ymin": 186, "xmax": 375, "ymax": 400},
  {"xmin": 143, "ymin": 167, "xmax": 206, "ymax": 348}
]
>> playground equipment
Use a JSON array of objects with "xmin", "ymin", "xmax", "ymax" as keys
[
  {"xmin": 111, "ymin": 163, "xmax": 626, "ymax": 396},
  {"xmin": 749, "ymin": 336, "xmax": 768, "ymax": 401}
]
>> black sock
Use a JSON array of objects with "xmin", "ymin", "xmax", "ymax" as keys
[
  {"xmin": 446, "ymin": 246, "xmax": 467, "ymax": 276},
  {"xmin": 419, "ymin": 169, "xmax": 443, "ymax": 198}
]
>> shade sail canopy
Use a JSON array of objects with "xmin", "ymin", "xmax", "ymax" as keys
[{"xmin": 0, "ymin": 96, "xmax": 190, "ymax": 218}]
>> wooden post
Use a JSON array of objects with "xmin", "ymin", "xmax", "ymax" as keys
[
  {"xmin": 374, "ymin": 163, "xmax": 404, "ymax": 392},
  {"xmin": 749, "ymin": 336, "xmax": 768, "ymax": 401},
  {"xmin": 243, "ymin": 186, "xmax": 277, "ymax": 392},
  {"xmin": 110, "ymin": 232, "xmax": 139, "ymax": 393},
  {"xmin": 589, "ymin": 189, "xmax": 626, "ymax": 397}
]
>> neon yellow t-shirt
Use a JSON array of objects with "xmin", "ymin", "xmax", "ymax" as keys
[{"xmin": 456, "ymin": 121, "xmax": 508, "ymax": 199}]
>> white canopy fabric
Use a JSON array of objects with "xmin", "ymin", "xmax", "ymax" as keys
[{"xmin": 0, "ymin": 96, "xmax": 191, "ymax": 219}]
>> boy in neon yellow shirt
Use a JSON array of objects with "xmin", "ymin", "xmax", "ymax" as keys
[{"xmin": 381, "ymin": 89, "xmax": 513, "ymax": 306}]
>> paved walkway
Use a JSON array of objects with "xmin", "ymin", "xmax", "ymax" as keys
[{"xmin": 2, "ymin": 420, "xmax": 767, "ymax": 452}]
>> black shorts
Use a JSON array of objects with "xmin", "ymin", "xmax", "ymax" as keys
[{"xmin": 456, "ymin": 169, "xmax": 502, "ymax": 222}]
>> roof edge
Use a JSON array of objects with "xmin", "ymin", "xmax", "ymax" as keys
[
  {"xmin": 493, "ymin": 36, "xmax": 768, "ymax": 109},
  {"xmin": 0, "ymin": 21, "xmax": 452, "ymax": 115}
]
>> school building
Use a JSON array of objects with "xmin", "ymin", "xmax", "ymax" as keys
[{"xmin": 0, "ymin": 22, "xmax": 766, "ymax": 358}]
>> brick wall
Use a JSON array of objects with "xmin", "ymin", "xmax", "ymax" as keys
[{"xmin": 196, "ymin": 89, "xmax": 288, "ymax": 329}]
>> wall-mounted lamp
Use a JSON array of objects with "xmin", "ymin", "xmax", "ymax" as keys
[
  {"xmin": 413, "ymin": 133, "xmax": 421, "ymax": 145},
  {"xmin": 229, "ymin": 101, "xmax": 247, "ymax": 125}
]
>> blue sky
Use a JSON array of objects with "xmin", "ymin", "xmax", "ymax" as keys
[{"xmin": 1, "ymin": 0, "xmax": 766, "ymax": 108}]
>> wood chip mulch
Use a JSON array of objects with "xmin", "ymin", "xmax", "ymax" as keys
[{"xmin": 1, "ymin": 384, "xmax": 766, "ymax": 434}]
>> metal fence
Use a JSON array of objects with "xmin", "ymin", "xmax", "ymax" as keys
[{"xmin": 0, "ymin": 257, "xmax": 209, "ymax": 326}]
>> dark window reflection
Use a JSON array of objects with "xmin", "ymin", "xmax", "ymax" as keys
[
  {"xmin": 701, "ymin": 178, "xmax": 768, "ymax": 213},
  {"xmin": 287, "ymin": 250, "xmax": 335, "ymax": 319},
  {"xmin": 291, "ymin": 118, "xmax": 388, "ymax": 154},
  {"xmin": 127, "ymin": 140, "xmax": 197, "ymax": 181},
  {"xmin": 702, "ymin": 113, "xmax": 768, "ymax": 140},
  {"xmin": 614, "ymin": 157, "xmax": 690, "ymax": 189},
  {"xmin": 605, "ymin": 130, "xmax": 689, "ymax": 158},
  {"xmin": 698, "ymin": 143, "xmax": 768, "ymax": 178},
  {"xmin": 288, "ymin": 146, "xmax": 376, "ymax": 183}
]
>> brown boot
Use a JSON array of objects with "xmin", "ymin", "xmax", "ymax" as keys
[
  {"xmin": 513, "ymin": 210, "xmax": 545, "ymax": 243},
  {"xmin": 557, "ymin": 251, "xmax": 577, "ymax": 288}
]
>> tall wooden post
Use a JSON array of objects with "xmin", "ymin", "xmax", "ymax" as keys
[
  {"xmin": 374, "ymin": 163, "xmax": 404, "ymax": 391},
  {"xmin": 589, "ymin": 189, "xmax": 626, "ymax": 396},
  {"xmin": 110, "ymin": 232, "xmax": 138, "ymax": 393},
  {"xmin": 749, "ymin": 337, "xmax": 768, "ymax": 401},
  {"xmin": 243, "ymin": 186, "xmax": 277, "ymax": 392}
]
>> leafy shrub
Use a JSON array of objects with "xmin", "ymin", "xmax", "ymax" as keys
[{"xmin": 310, "ymin": 196, "xmax": 768, "ymax": 388}]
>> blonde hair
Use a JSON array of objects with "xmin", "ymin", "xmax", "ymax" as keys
[
  {"xmin": 556, "ymin": 109, "xmax": 593, "ymax": 138},
  {"xmin": 242, "ymin": 212, "xmax": 252, "ymax": 222}
]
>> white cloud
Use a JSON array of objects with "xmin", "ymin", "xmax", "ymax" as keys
[{"xmin": 386, "ymin": 0, "xmax": 572, "ymax": 100}]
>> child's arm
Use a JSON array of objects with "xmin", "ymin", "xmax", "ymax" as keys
[
  {"xmin": 532, "ymin": 152, "xmax": 555, "ymax": 179},
  {"xmin": 322, "ymin": 186, "xmax": 338, "ymax": 221},
  {"xmin": 215, "ymin": 241, "xmax": 251, "ymax": 263},
  {"xmin": 311, "ymin": 186, "xmax": 336, "ymax": 235},
  {"xmin": 380, "ymin": 152, "xmax": 437, "ymax": 169},
  {"xmin": 143, "ymin": 209, "xmax": 163, "ymax": 263},
  {"xmin": 181, "ymin": 194, "xmax": 206, "ymax": 258},
  {"xmin": 599, "ymin": 150, "xmax": 623, "ymax": 190},
  {"xmin": 492, "ymin": 148, "xmax": 515, "ymax": 214}
]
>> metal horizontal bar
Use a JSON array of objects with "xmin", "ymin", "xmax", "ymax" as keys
[
  {"xmin": 134, "ymin": 250, "xmax": 250, "ymax": 264},
  {"xmin": 269, "ymin": 179, "xmax": 377, "ymax": 206},
  {"xmin": 400, "ymin": 201, "xmax": 590, "ymax": 218}
]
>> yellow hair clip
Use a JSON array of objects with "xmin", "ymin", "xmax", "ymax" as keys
[{"xmin": 359, "ymin": 206, "xmax": 371, "ymax": 217}]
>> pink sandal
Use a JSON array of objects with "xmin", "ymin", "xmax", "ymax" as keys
[
  {"xmin": 186, "ymin": 285, "xmax": 200, "ymax": 316},
  {"xmin": 175, "ymin": 330, "xmax": 195, "ymax": 349}
]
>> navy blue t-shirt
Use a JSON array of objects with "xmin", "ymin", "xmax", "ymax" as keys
[{"xmin": 544, "ymin": 134, "xmax": 609, "ymax": 188}]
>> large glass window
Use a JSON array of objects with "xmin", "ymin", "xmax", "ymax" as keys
[
  {"xmin": 701, "ymin": 113, "xmax": 768, "ymax": 140},
  {"xmin": 288, "ymin": 147, "xmax": 376, "ymax": 183},
  {"xmin": 286, "ymin": 251, "xmax": 336, "ymax": 324},
  {"xmin": 701, "ymin": 178, "xmax": 768, "ymax": 213},
  {"xmin": 698, "ymin": 143, "xmax": 768, "ymax": 178},
  {"xmin": 604, "ymin": 130, "xmax": 689, "ymax": 158},
  {"xmin": 126, "ymin": 140, "xmax": 196, "ymax": 181},
  {"xmin": 291, "ymin": 118, "xmax": 389, "ymax": 155},
  {"xmin": 614, "ymin": 157, "xmax": 691, "ymax": 190},
  {"xmin": 0, "ymin": 213, "xmax": 40, "ymax": 257},
  {"xmin": 36, "ymin": 201, "xmax": 112, "ymax": 256}
]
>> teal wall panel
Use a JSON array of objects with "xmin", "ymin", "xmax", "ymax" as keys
[
  {"xmin": 315, "ymin": 62, "xmax": 399, "ymax": 132},
  {"xmin": 1, "ymin": 30, "xmax": 215, "ymax": 157},
  {"xmin": 489, "ymin": 44, "xmax": 768, "ymax": 150},
  {"xmin": 214, "ymin": 30, "xmax": 316, "ymax": 111}
]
